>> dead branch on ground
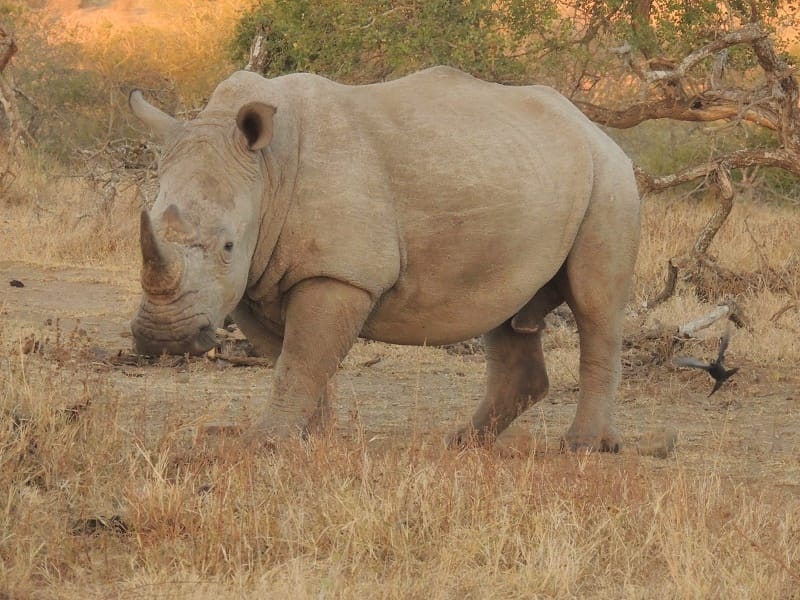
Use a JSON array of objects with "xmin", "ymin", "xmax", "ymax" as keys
[{"xmin": 624, "ymin": 299, "xmax": 744, "ymax": 369}]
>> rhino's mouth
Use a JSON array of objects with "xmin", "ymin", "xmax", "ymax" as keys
[
  {"xmin": 131, "ymin": 306, "xmax": 217, "ymax": 356},
  {"xmin": 132, "ymin": 324, "xmax": 217, "ymax": 356}
]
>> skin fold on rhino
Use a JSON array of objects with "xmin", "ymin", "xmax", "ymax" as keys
[{"xmin": 129, "ymin": 66, "xmax": 641, "ymax": 452}]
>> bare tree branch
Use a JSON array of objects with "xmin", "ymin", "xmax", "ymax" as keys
[
  {"xmin": 576, "ymin": 91, "xmax": 781, "ymax": 130},
  {"xmin": 645, "ymin": 24, "xmax": 766, "ymax": 84},
  {"xmin": 636, "ymin": 148, "xmax": 800, "ymax": 194}
]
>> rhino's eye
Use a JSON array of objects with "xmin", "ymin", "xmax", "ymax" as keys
[{"xmin": 220, "ymin": 241, "xmax": 234, "ymax": 264}]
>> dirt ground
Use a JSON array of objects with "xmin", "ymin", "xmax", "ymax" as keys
[{"xmin": 2, "ymin": 259, "xmax": 799, "ymax": 497}]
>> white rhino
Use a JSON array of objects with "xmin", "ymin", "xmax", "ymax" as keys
[{"xmin": 130, "ymin": 66, "xmax": 640, "ymax": 451}]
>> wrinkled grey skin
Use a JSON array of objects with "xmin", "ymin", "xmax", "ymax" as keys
[{"xmin": 130, "ymin": 66, "xmax": 641, "ymax": 451}]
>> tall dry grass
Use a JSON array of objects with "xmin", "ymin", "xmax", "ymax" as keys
[
  {"xmin": 0, "ymin": 148, "xmax": 141, "ymax": 270},
  {"xmin": 1, "ymin": 347, "xmax": 798, "ymax": 599},
  {"xmin": 2, "ymin": 152, "xmax": 800, "ymax": 596},
  {"xmin": 633, "ymin": 192, "xmax": 799, "ymax": 367}
]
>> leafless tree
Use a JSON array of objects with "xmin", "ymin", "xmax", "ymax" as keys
[{"xmin": 574, "ymin": 22, "xmax": 799, "ymax": 308}]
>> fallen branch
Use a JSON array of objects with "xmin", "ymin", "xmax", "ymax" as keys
[
  {"xmin": 623, "ymin": 301, "xmax": 742, "ymax": 369},
  {"xmin": 210, "ymin": 353, "xmax": 272, "ymax": 368},
  {"xmin": 677, "ymin": 304, "xmax": 730, "ymax": 337}
]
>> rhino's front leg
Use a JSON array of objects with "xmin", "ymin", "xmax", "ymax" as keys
[{"xmin": 251, "ymin": 277, "xmax": 373, "ymax": 440}]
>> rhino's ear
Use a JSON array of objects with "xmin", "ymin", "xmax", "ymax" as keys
[
  {"xmin": 236, "ymin": 102, "xmax": 276, "ymax": 151},
  {"xmin": 129, "ymin": 90, "xmax": 180, "ymax": 140}
]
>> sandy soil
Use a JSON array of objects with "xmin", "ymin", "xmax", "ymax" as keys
[{"xmin": 2, "ymin": 260, "xmax": 799, "ymax": 497}]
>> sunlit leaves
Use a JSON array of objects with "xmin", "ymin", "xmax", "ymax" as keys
[{"xmin": 231, "ymin": 0, "xmax": 798, "ymax": 85}]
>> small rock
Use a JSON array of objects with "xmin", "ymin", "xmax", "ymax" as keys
[{"xmin": 9, "ymin": 279, "xmax": 24, "ymax": 288}]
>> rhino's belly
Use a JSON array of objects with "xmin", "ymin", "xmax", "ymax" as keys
[
  {"xmin": 361, "ymin": 307, "xmax": 521, "ymax": 346},
  {"xmin": 361, "ymin": 208, "xmax": 581, "ymax": 344},
  {"xmin": 361, "ymin": 264, "xmax": 555, "ymax": 346}
]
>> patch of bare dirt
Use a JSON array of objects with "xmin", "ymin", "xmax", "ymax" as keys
[{"xmin": 2, "ymin": 260, "xmax": 799, "ymax": 497}]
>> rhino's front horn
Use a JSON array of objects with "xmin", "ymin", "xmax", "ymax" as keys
[{"xmin": 140, "ymin": 209, "xmax": 183, "ymax": 295}]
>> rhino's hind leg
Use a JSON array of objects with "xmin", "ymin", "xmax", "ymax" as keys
[
  {"xmin": 450, "ymin": 319, "xmax": 550, "ymax": 447},
  {"xmin": 559, "ymin": 281, "xmax": 625, "ymax": 453},
  {"xmin": 559, "ymin": 187, "xmax": 640, "ymax": 453}
]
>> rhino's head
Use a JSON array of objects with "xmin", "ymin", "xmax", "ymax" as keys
[{"xmin": 128, "ymin": 90, "xmax": 276, "ymax": 356}]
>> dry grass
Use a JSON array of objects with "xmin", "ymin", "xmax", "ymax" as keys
[
  {"xmin": 0, "ymin": 149, "xmax": 141, "ymax": 270},
  {"xmin": 632, "ymin": 193, "xmax": 800, "ymax": 368},
  {"xmin": 1, "ymin": 349, "xmax": 798, "ymax": 599},
  {"xmin": 635, "ymin": 193, "xmax": 800, "ymax": 295}
]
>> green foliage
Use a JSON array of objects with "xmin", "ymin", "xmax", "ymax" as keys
[
  {"xmin": 231, "ymin": 1, "xmax": 798, "ymax": 85},
  {"xmin": 2, "ymin": 9, "xmax": 109, "ymax": 158},
  {"xmin": 230, "ymin": 0, "xmax": 567, "ymax": 83}
]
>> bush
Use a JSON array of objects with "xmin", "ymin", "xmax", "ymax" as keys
[{"xmin": 229, "ymin": 0, "xmax": 564, "ymax": 84}]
